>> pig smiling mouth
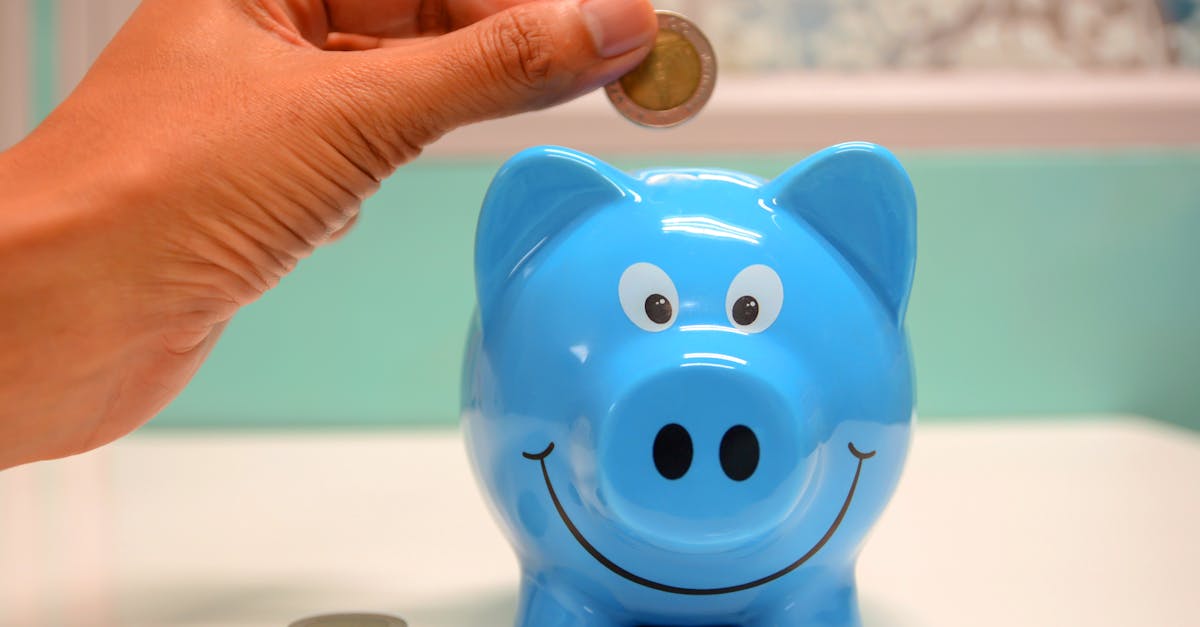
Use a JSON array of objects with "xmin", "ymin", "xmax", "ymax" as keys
[{"xmin": 522, "ymin": 441, "xmax": 876, "ymax": 596}]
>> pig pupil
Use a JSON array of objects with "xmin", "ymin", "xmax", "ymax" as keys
[
  {"xmin": 644, "ymin": 294, "xmax": 672, "ymax": 324},
  {"xmin": 732, "ymin": 295, "xmax": 759, "ymax": 325}
]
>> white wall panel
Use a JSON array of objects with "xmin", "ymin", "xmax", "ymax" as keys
[
  {"xmin": 57, "ymin": 0, "xmax": 138, "ymax": 99},
  {"xmin": 0, "ymin": 0, "xmax": 31, "ymax": 150}
]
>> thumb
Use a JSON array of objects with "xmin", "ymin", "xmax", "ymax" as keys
[{"xmin": 337, "ymin": 0, "xmax": 657, "ymax": 149}]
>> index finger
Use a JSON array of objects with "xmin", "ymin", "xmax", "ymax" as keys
[{"xmin": 279, "ymin": 0, "xmax": 541, "ymax": 45}]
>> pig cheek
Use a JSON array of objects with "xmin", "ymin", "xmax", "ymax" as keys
[{"xmin": 518, "ymin": 490, "xmax": 550, "ymax": 538}]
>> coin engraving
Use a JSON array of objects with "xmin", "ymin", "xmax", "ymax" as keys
[
  {"xmin": 606, "ymin": 11, "xmax": 716, "ymax": 128},
  {"xmin": 618, "ymin": 30, "xmax": 702, "ymax": 112}
]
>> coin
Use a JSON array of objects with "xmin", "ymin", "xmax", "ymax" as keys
[
  {"xmin": 605, "ymin": 11, "xmax": 716, "ymax": 128},
  {"xmin": 289, "ymin": 613, "xmax": 407, "ymax": 627}
]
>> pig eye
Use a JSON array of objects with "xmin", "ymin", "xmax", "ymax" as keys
[
  {"xmin": 725, "ymin": 265, "xmax": 783, "ymax": 333},
  {"xmin": 619, "ymin": 263, "xmax": 678, "ymax": 332}
]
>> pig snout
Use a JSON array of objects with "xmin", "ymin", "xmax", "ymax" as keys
[{"xmin": 595, "ymin": 360, "xmax": 817, "ymax": 553}]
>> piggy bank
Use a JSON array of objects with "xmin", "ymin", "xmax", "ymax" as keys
[{"xmin": 461, "ymin": 143, "xmax": 916, "ymax": 627}]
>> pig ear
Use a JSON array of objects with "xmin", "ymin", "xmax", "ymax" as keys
[
  {"xmin": 762, "ymin": 142, "xmax": 917, "ymax": 324},
  {"xmin": 475, "ymin": 145, "xmax": 635, "ymax": 321}
]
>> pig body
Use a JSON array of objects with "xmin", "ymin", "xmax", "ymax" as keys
[{"xmin": 462, "ymin": 144, "xmax": 916, "ymax": 627}]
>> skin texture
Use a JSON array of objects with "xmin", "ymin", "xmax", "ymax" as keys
[{"xmin": 0, "ymin": 0, "xmax": 656, "ymax": 470}]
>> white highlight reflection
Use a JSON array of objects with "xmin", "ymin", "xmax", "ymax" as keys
[
  {"xmin": 661, "ymin": 217, "xmax": 762, "ymax": 245},
  {"xmin": 697, "ymin": 172, "xmax": 760, "ymax": 188},
  {"xmin": 683, "ymin": 352, "xmax": 747, "ymax": 366},
  {"xmin": 679, "ymin": 324, "xmax": 748, "ymax": 335},
  {"xmin": 680, "ymin": 362, "xmax": 736, "ymax": 370}
]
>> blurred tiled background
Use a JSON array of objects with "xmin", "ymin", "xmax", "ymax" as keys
[{"xmin": 658, "ymin": 0, "xmax": 1200, "ymax": 70}]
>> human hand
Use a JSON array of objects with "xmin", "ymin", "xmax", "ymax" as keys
[{"xmin": 0, "ymin": 0, "xmax": 656, "ymax": 469}]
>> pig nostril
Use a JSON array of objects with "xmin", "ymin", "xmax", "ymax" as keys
[
  {"xmin": 719, "ymin": 425, "xmax": 760, "ymax": 481},
  {"xmin": 652, "ymin": 423, "xmax": 693, "ymax": 480}
]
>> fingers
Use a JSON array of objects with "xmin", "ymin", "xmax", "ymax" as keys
[
  {"xmin": 323, "ymin": 33, "xmax": 435, "ymax": 51},
  {"xmin": 329, "ymin": 0, "xmax": 656, "ymax": 148},
  {"xmin": 321, "ymin": 0, "xmax": 538, "ymax": 37},
  {"xmin": 273, "ymin": 0, "xmax": 555, "ymax": 46},
  {"xmin": 262, "ymin": 0, "xmax": 418, "ymax": 45},
  {"xmin": 327, "ymin": 214, "xmax": 359, "ymax": 242}
]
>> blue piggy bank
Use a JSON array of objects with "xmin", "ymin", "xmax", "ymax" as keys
[{"xmin": 462, "ymin": 143, "xmax": 916, "ymax": 627}]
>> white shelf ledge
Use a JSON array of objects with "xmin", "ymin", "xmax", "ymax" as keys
[{"xmin": 1, "ymin": 416, "xmax": 1196, "ymax": 626}]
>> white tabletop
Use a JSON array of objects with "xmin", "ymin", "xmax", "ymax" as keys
[{"xmin": 2, "ymin": 416, "xmax": 1197, "ymax": 627}]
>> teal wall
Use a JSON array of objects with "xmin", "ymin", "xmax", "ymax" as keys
[
  {"xmin": 31, "ymin": 0, "xmax": 56, "ymax": 125},
  {"xmin": 156, "ymin": 149, "xmax": 1200, "ymax": 431}
]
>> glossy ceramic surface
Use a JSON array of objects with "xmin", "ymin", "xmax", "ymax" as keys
[{"xmin": 461, "ymin": 144, "xmax": 916, "ymax": 627}]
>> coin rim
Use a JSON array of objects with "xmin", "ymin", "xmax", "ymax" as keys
[{"xmin": 605, "ymin": 11, "xmax": 717, "ymax": 129}]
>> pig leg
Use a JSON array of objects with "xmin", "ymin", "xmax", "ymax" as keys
[
  {"xmin": 513, "ymin": 576, "xmax": 620, "ymax": 627},
  {"xmin": 748, "ymin": 583, "xmax": 861, "ymax": 627}
]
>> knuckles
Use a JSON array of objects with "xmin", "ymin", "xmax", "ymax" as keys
[{"xmin": 483, "ymin": 7, "xmax": 559, "ymax": 93}]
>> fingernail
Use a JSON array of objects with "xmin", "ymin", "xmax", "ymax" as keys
[{"xmin": 579, "ymin": 0, "xmax": 655, "ymax": 58}]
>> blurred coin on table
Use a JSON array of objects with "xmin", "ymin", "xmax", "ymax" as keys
[
  {"xmin": 605, "ymin": 11, "xmax": 716, "ymax": 128},
  {"xmin": 289, "ymin": 613, "xmax": 407, "ymax": 627}
]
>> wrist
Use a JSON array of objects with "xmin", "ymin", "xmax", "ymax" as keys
[{"xmin": 0, "ymin": 133, "xmax": 155, "ymax": 467}]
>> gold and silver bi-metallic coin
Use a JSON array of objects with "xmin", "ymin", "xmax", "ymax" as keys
[{"xmin": 605, "ymin": 11, "xmax": 716, "ymax": 128}]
